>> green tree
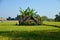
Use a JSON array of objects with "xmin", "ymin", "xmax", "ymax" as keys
[
  {"xmin": 55, "ymin": 12, "xmax": 60, "ymax": 21},
  {"xmin": 15, "ymin": 15, "xmax": 20, "ymax": 20},
  {"xmin": 7, "ymin": 17, "xmax": 12, "ymax": 20},
  {"xmin": 41, "ymin": 16, "xmax": 48, "ymax": 21}
]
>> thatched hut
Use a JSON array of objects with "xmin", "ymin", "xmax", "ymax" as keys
[
  {"xmin": 0, "ymin": 18, "xmax": 7, "ymax": 22},
  {"xmin": 19, "ymin": 16, "xmax": 42, "ymax": 25}
]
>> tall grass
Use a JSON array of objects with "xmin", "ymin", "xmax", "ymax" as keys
[{"xmin": 0, "ymin": 21, "xmax": 60, "ymax": 40}]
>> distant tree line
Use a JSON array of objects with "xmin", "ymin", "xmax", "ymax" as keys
[
  {"xmin": 7, "ymin": 15, "xmax": 54, "ymax": 21},
  {"xmin": 7, "ymin": 15, "xmax": 20, "ymax": 20}
]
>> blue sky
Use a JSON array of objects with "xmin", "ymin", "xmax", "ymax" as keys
[{"xmin": 0, "ymin": 0, "xmax": 60, "ymax": 18}]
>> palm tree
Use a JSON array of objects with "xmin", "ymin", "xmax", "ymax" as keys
[{"xmin": 19, "ymin": 7, "xmax": 37, "ymax": 18}]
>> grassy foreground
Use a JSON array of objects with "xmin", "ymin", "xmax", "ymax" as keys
[{"xmin": 0, "ymin": 21, "xmax": 60, "ymax": 40}]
